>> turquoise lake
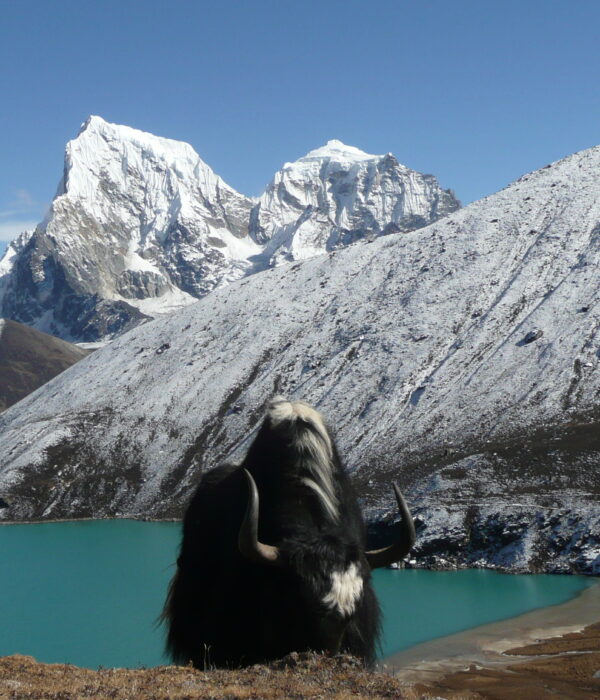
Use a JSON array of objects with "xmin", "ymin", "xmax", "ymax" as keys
[{"xmin": 0, "ymin": 520, "xmax": 594, "ymax": 668}]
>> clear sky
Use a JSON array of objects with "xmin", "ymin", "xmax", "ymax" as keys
[{"xmin": 1, "ymin": 0, "xmax": 599, "ymax": 248}]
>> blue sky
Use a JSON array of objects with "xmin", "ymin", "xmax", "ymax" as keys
[{"xmin": 1, "ymin": 0, "xmax": 600, "ymax": 250}]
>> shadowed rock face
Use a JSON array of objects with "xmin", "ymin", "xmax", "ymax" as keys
[{"xmin": 0, "ymin": 319, "xmax": 90, "ymax": 411}]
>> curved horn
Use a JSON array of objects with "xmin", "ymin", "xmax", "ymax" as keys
[
  {"xmin": 238, "ymin": 469, "xmax": 281, "ymax": 566},
  {"xmin": 365, "ymin": 483, "xmax": 416, "ymax": 569}
]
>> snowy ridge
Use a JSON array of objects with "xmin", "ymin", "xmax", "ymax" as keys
[
  {"xmin": 0, "ymin": 229, "xmax": 34, "ymax": 277},
  {"xmin": 0, "ymin": 230, "xmax": 35, "ymax": 320},
  {"xmin": 0, "ymin": 144, "xmax": 599, "ymax": 572}
]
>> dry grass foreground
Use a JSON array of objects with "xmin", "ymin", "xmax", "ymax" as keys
[
  {"xmin": 2, "ymin": 626, "xmax": 600, "ymax": 699},
  {"xmin": 0, "ymin": 652, "xmax": 413, "ymax": 700}
]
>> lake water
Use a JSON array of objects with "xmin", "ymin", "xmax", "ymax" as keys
[{"xmin": 0, "ymin": 520, "xmax": 594, "ymax": 668}]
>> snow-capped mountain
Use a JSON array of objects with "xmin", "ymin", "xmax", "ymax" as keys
[
  {"xmin": 0, "ymin": 116, "xmax": 256, "ymax": 341},
  {"xmin": 0, "ymin": 144, "xmax": 599, "ymax": 574},
  {"xmin": 0, "ymin": 118, "xmax": 458, "ymax": 341},
  {"xmin": 250, "ymin": 140, "xmax": 459, "ymax": 266}
]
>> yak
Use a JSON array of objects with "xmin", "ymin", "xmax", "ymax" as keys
[{"xmin": 162, "ymin": 396, "xmax": 415, "ymax": 668}]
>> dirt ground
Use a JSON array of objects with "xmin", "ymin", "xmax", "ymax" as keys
[{"xmin": 1, "ymin": 626, "xmax": 600, "ymax": 699}]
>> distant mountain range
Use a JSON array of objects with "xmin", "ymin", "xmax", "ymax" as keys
[
  {"xmin": 0, "ymin": 117, "xmax": 458, "ymax": 342},
  {"xmin": 0, "ymin": 140, "xmax": 598, "ymax": 575}
]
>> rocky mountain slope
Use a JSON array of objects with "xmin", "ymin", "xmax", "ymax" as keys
[
  {"xmin": 0, "ymin": 118, "xmax": 457, "ymax": 342},
  {"xmin": 0, "ymin": 145, "xmax": 598, "ymax": 574},
  {"xmin": 0, "ymin": 319, "xmax": 89, "ymax": 412}
]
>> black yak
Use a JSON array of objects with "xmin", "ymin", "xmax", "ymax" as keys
[{"xmin": 162, "ymin": 396, "xmax": 415, "ymax": 668}]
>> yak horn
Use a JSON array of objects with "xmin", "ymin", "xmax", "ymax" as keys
[
  {"xmin": 238, "ymin": 469, "xmax": 281, "ymax": 566},
  {"xmin": 365, "ymin": 483, "xmax": 416, "ymax": 569}
]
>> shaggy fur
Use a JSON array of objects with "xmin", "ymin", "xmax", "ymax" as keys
[{"xmin": 163, "ymin": 398, "xmax": 381, "ymax": 669}]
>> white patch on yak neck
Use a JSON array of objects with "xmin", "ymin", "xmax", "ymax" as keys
[
  {"xmin": 267, "ymin": 396, "xmax": 338, "ymax": 521},
  {"xmin": 322, "ymin": 562, "xmax": 363, "ymax": 617}
]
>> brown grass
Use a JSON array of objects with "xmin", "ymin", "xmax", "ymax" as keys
[
  {"xmin": 505, "ymin": 620, "xmax": 600, "ymax": 656},
  {"xmin": 0, "ymin": 319, "xmax": 90, "ymax": 412},
  {"xmin": 0, "ymin": 652, "xmax": 420, "ymax": 700}
]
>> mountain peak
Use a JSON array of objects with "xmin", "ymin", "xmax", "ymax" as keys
[
  {"xmin": 251, "ymin": 137, "xmax": 459, "ymax": 261},
  {"xmin": 1, "ymin": 118, "xmax": 256, "ymax": 341},
  {"xmin": 72, "ymin": 115, "xmax": 199, "ymax": 164},
  {"xmin": 299, "ymin": 139, "xmax": 380, "ymax": 163},
  {"xmin": 78, "ymin": 114, "xmax": 107, "ymax": 133}
]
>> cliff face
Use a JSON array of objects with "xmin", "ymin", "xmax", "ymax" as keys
[{"xmin": 0, "ymin": 145, "xmax": 598, "ymax": 573}]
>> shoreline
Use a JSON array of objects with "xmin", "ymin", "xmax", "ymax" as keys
[
  {"xmin": 0, "ymin": 516, "xmax": 181, "ymax": 525},
  {"xmin": 384, "ymin": 576, "xmax": 600, "ymax": 682}
]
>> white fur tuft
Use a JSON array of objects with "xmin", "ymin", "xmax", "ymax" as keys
[
  {"xmin": 267, "ymin": 395, "xmax": 296, "ymax": 423},
  {"xmin": 267, "ymin": 396, "xmax": 338, "ymax": 520},
  {"xmin": 322, "ymin": 563, "xmax": 364, "ymax": 617},
  {"xmin": 301, "ymin": 477, "xmax": 339, "ymax": 521}
]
